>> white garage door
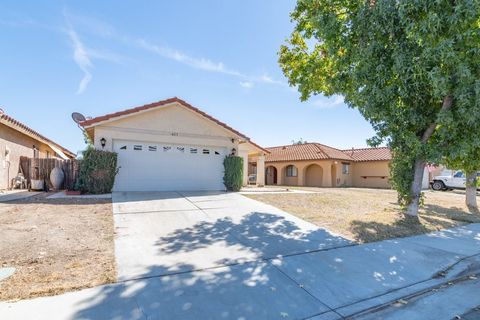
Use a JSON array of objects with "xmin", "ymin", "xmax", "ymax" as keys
[{"xmin": 113, "ymin": 140, "xmax": 227, "ymax": 191}]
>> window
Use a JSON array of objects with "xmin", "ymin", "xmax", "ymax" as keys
[
  {"xmin": 163, "ymin": 146, "xmax": 172, "ymax": 152},
  {"xmin": 286, "ymin": 165, "xmax": 297, "ymax": 177},
  {"xmin": 203, "ymin": 149, "xmax": 210, "ymax": 155},
  {"xmin": 148, "ymin": 146, "xmax": 157, "ymax": 152},
  {"xmin": 133, "ymin": 145, "xmax": 142, "ymax": 151},
  {"xmin": 177, "ymin": 147, "xmax": 185, "ymax": 153},
  {"xmin": 190, "ymin": 148, "xmax": 198, "ymax": 154},
  {"xmin": 454, "ymin": 171, "xmax": 465, "ymax": 178},
  {"xmin": 46, "ymin": 151, "xmax": 50, "ymax": 159},
  {"xmin": 214, "ymin": 151, "xmax": 220, "ymax": 155},
  {"xmin": 342, "ymin": 163, "xmax": 350, "ymax": 174},
  {"xmin": 120, "ymin": 145, "xmax": 127, "ymax": 150}
]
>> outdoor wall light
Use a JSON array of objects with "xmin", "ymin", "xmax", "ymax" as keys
[
  {"xmin": 231, "ymin": 148, "xmax": 237, "ymax": 156},
  {"xmin": 100, "ymin": 138, "xmax": 107, "ymax": 148}
]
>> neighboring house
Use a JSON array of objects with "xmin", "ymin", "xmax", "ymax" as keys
[
  {"xmin": 80, "ymin": 97, "xmax": 268, "ymax": 192},
  {"xmin": 261, "ymin": 143, "xmax": 393, "ymax": 188},
  {"xmin": 0, "ymin": 111, "xmax": 76, "ymax": 190}
]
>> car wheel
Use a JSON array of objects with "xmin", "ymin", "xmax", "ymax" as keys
[{"xmin": 432, "ymin": 181, "xmax": 445, "ymax": 191}]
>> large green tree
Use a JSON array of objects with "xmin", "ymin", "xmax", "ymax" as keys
[{"xmin": 279, "ymin": 0, "xmax": 480, "ymax": 216}]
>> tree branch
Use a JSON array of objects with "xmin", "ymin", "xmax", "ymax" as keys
[{"xmin": 421, "ymin": 95, "xmax": 453, "ymax": 143}]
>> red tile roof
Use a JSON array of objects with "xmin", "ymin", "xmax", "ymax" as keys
[
  {"xmin": 0, "ymin": 113, "xmax": 76, "ymax": 159},
  {"xmin": 265, "ymin": 143, "xmax": 391, "ymax": 163},
  {"xmin": 266, "ymin": 143, "xmax": 354, "ymax": 162},
  {"xmin": 342, "ymin": 147, "xmax": 392, "ymax": 162},
  {"xmin": 80, "ymin": 97, "xmax": 269, "ymax": 153}
]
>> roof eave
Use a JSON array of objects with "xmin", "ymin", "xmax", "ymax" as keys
[
  {"xmin": 1, "ymin": 115, "xmax": 76, "ymax": 159},
  {"xmin": 79, "ymin": 97, "xmax": 269, "ymax": 150}
]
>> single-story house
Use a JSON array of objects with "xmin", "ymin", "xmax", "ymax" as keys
[
  {"xmin": 259, "ymin": 143, "xmax": 393, "ymax": 188},
  {"xmin": 259, "ymin": 143, "xmax": 433, "ymax": 189},
  {"xmin": 0, "ymin": 111, "xmax": 76, "ymax": 190},
  {"xmin": 80, "ymin": 97, "xmax": 269, "ymax": 192}
]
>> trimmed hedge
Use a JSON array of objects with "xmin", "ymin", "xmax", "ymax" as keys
[
  {"xmin": 223, "ymin": 156, "xmax": 243, "ymax": 191},
  {"xmin": 76, "ymin": 148, "xmax": 119, "ymax": 194}
]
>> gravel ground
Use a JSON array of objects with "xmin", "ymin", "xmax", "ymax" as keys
[{"xmin": 0, "ymin": 193, "xmax": 115, "ymax": 301}]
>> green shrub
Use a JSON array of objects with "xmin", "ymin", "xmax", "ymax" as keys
[
  {"xmin": 76, "ymin": 148, "xmax": 119, "ymax": 194},
  {"xmin": 223, "ymin": 156, "xmax": 243, "ymax": 191}
]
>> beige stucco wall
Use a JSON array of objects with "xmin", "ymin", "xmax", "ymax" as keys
[
  {"xmin": 91, "ymin": 103, "xmax": 239, "ymax": 152},
  {"xmin": 351, "ymin": 160, "xmax": 391, "ymax": 188},
  {"xmin": 0, "ymin": 123, "xmax": 58, "ymax": 189},
  {"xmin": 331, "ymin": 161, "xmax": 352, "ymax": 187},
  {"xmin": 264, "ymin": 159, "xmax": 392, "ymax": 189}
]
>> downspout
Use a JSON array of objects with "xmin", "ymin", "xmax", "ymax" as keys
[{"xmin": 6, "ymin": 160, "xmax": 10, "ymax": 190}]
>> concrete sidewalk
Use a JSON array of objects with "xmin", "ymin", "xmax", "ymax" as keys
[
  {"xmin": 0, "ymin": 192, "xmax": 479, "ymax": 319},
  {"xmin": 0, "ymin": 190, "xmax": 40, "ymax": 202}
]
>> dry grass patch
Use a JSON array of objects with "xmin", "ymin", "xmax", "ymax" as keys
[
  {"xmin": 245, "ymin": 188, "xmax": 480, "ymax": 243},
  {"xmin": 0, "ymin": 193, "xmax": 115, "ymax": 301}
]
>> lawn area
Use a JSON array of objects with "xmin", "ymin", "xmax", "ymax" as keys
[
  {"xmin": 0, "ymin": 194, "xmax": 115, "ymax": 301},
  {"xmin": 245, "ymin": 188, "xmax": 480, "ymax": 243}
]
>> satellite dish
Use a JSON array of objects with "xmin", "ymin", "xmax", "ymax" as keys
[{"xmin": 71, "ymin": 112, "xmax": 86, "ymax": 124}]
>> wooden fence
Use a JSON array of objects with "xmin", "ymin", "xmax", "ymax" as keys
[{"xmin": 19, "ymin": 157, "xmax": 80, "ymax": 190}]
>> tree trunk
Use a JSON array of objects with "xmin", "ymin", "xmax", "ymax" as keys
[
  {"xmin": 406, "ymin": 159, "xmax": 425, "ymax": 217},
  {"xmin": 465, "ymin": 170, "xmax": 478, "ymax": 212}
]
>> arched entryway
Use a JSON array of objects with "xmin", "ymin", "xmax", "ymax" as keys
[
  {"xmin": 265, "ymin": 166, "xmax": 277, "ymax": 185},
  {"xmin": 331, "ymin": 163, "xmax": 337, "ymax": 187},
  {"xmin": 305, "ymin": 164, "xmax": 323, "ymax": 187}
]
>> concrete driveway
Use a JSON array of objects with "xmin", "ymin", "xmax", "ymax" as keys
[
  {"xmin": 112, "ymin": 191, "xmax": 351, "ymax": 281},
  {"xmin": 1, "ymin": 192, "xmax": 479, "ymax": 320}
]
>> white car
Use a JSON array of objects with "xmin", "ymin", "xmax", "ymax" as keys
[{"xmin": 430, "ymin": 171, "xmax": 479, "ymax": 191}]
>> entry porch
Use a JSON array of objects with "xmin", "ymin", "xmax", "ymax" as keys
[{"xmin": 238, "ymin": 143, "xmax": 267, "ymax": 187}]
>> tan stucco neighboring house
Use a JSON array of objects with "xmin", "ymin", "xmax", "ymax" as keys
[
  {"xmin": 343, "ymin": 147, "xmax": 392, "ymax": 188},
  {"xmin": 80, "ymin": 97, "xmax": 268, "ymax": 192},
  {"xmin": 0, "ymin": 111, "xmax": 76, "ymax": 190},
  {"xmin": 261, "ymin": 143, "xmax": 393, "ymax": 188}
]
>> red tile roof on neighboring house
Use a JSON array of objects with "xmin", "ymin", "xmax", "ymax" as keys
[
  {"xmin": 342, "ymin": 147, "xmax": 392, "ymax": 162},
  {"xmin": 80, "ymin": 97, "xmax": 269, "ymax": 154},
  {"xmin": 0, "ymin": 112, "xmax": 76, "ymax": 159},
  {"xmin": 265, "ymin": 143, "xmax": 392, "ymax": 163},
  {"xmin": 265, "ymin": 143, "xmax": 354, "ymax": 162}
]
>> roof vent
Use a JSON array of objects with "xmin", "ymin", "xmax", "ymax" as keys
[{"xmin": 282, "ymin": 146, "xmax": 288, "ymax": 150}]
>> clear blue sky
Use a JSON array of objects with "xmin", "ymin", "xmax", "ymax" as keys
[{"xmin": 0, "ymin": 1, "xmax": 376, "ymax": 154}]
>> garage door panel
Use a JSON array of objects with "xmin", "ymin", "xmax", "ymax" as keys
[{"xmin": 113, "ymin": 140, "xmax": 226, "ymax": 191}]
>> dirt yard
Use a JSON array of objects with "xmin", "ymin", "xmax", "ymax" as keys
[
  {"xmin": 0, "ymin": 193, "xmax": 115, "ymax": 301},
  {"xmin": 245, "ymin": 188, "xmax": 480, "ymax": 243}
]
